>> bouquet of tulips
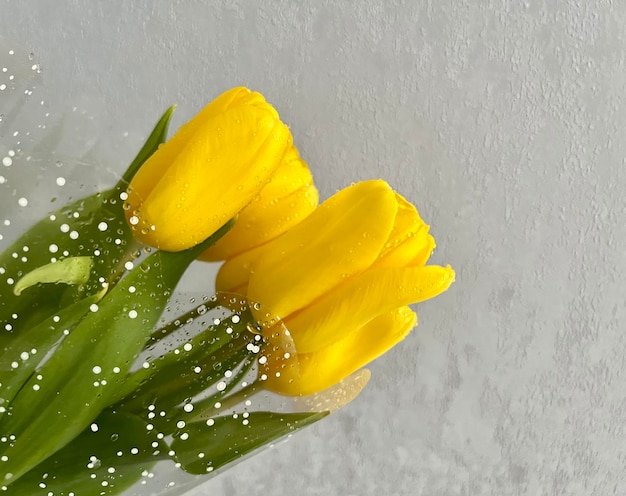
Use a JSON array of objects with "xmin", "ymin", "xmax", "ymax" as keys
[{"xmin": 0, "ymin": 87, "xmax": 454, "ymax": 495}]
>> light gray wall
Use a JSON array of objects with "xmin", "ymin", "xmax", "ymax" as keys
[{"xmin": 1, "ymin": 1, "xmax": 624, "ymax": 495}]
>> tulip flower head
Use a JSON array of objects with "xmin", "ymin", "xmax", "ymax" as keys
[
  {"xmin": 217, "ymin": 180, "xmax": 455, "ymax": 396},
  {"xmin": 124, "ymin": 87, "xmax": 293, "ymax": 252}
]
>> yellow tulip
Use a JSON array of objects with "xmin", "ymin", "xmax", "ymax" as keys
[
  {"xmin": 124, "ymin": 87, "xmax": 292, "ymax": 252},
  {"xmin": 217, "ymin": 179, "xmax": 455, "ymax": 395},
  {"xmin": 200, "ymin": 144, "xmax": 319, "ymax": 261}
]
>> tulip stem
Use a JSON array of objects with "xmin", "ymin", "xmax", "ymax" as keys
[
  {"xmin": 107, "ymin": 236, "xmax": 145, "ymax": 287},
  {"xmin": 192, "ymin": 382, "xmax": 260, "ymax": 420},
  {"xmin": 147, "ymin": 299, "xmax": 221, "ymax": 345}
]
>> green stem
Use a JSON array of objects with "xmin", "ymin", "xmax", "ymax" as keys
[
  {"xmin": 119, "ymin": 317, "xmax": 252, "ymax": 415},
  {"xmin": 191, "ymin": 382, "xmax": 261, "ymax": 421},
  {"xmin": 146, "ymin": 298, "xmax": 221, "ymax": 345},
  {"xmin": 107, "ymin": 236, "xmax": 145, "ymax": 286}
]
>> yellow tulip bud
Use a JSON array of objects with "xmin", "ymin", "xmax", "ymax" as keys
[
  {"xmin": 217, "ymin": 179, "xmax": 455, "ymax": 395},
  {"xmin": 124, "ymin": 87, "xmax": 293, "ymax": 252},
  {"xmin": 200, "ymin": 144, "xmax": 319, "ymax": 261}
]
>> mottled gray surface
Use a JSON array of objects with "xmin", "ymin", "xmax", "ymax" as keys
[{"xmin": 1, "ymin": 1, "xmax": 625, "ymax": 494}]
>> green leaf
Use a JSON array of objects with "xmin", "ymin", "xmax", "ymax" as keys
[
  {"xmin": 148, "ymin": 343, "xmax": 251, "ymax": 420},
  {"xmin": 119, "ymin": 322, "xmax": 251, "ymax": 414},
  {"xmin": 0, "ymin": 106, "xmax": 175, "ymax": 341},
  {"xmin": 0, "ymin": 289, "xmax": 105, "ymax": 415},
  {"xmin": 119, "ymin": 106, "xmax": 175, "ymax": 186},
  {"xmin": 13, "ymin": 256, "xmax": 93, "ymax": 296},
  {"xmin": 172, "ymin": 411, "xmax": 328, "ymax": 475},
  {"xmin": 0, "ymin": 190, "xmax": 135, "ymax": 342},
  {"xmin": 4, "ymin": 409, "xmax": 169, "ymax": 495},
  {"xmin": 0, "ymin": 222, "xmax": 232, "ymax": 484},
  {"xmin": 185, "ymin": 358, "xmax": 256, "ymax": 422}
]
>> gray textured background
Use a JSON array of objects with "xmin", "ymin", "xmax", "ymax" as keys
[{"xmin": 1, "ymin": 1, "xmax": 625, "ymax": 495}]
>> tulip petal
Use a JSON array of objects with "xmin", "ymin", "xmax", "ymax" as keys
[
  {"xmin": 247, "ymin": 180, "xmax": 398, "ymax": 324},
  {"xmin": 282, "ymin": 264, "xmax": 455, "ymax": 353},
  {"xmin": 262, "ymin": 306, "xmax": 416, "ymax": 396},
  {"xmin": 201, "ymin": 146, "xmax": 319, "ymax": 261},
  {"xmin": 127, "ymin": 87, "xmax": 264, "ymax": 206},
  {"xmin": 128, "ymin": 104, "xmax": 292, "ymax": 251},
  {"xmin": 214, "ymin": 242, "xmax": 271, "ymax": 295},
  {"xmin": 371, "ymin": 193, "xmax": 435, "ymax": 270},
  {"xmin": 382, "ymin": 193, "xmax": 427, "ymax": 254}
]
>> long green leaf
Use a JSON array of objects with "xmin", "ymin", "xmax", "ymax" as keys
[
  {"xmin": 149, "ymin": 342, "xmax": 251, "ymax": 418},
  {"xmin": 171, "ymin": 411, "xmax": 328, "ymax": 475},
  {"xmin": 119, "ymin": 105, "xmax": 175, "ymax": 186},
  {"xmin": 120, "ymin": 325, "xmax": 250, "ymax": 414},
  {"xmin": 0, "ymin": 190, "xmax": 133, "ymax": 343},
  {"xmin": 0, "ymin": 106, "xmax": 175, "ymax": 343},
  {"xmin": 4, "ymin": 410, "xmax": 169, "ymax": 495},
  {"xmin": 0, "ymin": 289, "xmax": 104, "ymax": 414},
  {"xmin": 0, "ymin": 222, "xmax": 232, "ymax": 484}
]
